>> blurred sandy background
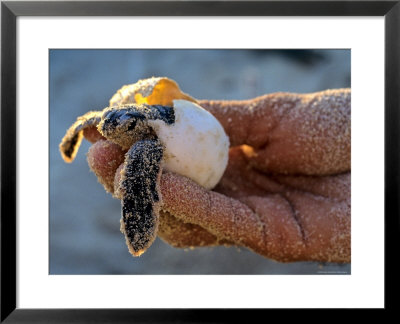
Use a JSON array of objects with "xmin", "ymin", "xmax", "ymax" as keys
[{"xmin": 50, "ymin": 49, "xmax": 351, "ymax": 274}]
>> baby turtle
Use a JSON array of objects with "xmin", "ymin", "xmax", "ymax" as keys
[{"xmin": 60, "ymin": 99, "xmax": 229, "ymax": 256}]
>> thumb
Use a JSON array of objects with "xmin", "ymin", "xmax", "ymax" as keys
[
  {"xmin": 160, "ymin": 172, "xmax": 307, "ymax": 262},
  {"xmin": 160, "ymin": 172, "xmax": 350, "ymax": 263}
]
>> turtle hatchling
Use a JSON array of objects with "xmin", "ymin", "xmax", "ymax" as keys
[{"xmin": 60, "ymin": 86, "xmax": 229, "ymax": 256}]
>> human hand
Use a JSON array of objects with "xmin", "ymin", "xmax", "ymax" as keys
[{"xmin": 85, "ymin": 88, "xmax": 350, "ymax": 263}]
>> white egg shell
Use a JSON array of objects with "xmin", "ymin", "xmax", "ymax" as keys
[{"xmin": 148, "ymin": 99, "xmax": 229, "ymax": 189}]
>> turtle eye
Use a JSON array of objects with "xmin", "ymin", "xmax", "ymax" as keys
[
  {"xmin": 123, "ymin": 111, "xmax": 146, "ymax": 130},
  {"xmin": 120, "ymin": 110, "xmax": 145, "ymax": 121}
]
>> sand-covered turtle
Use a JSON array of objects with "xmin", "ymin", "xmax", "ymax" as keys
[{"xmin": 60, "ymin": 77, "xmax": 229, "ymax": 256}]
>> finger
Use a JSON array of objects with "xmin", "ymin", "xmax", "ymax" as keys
[
  {"xmin": 161, "ymin": 172, "xmax": 350, "ymax": 263},
  {"xmin": 161, "ymin": 172, "xmax": 298, "ymax": 260},
  {"xmin": 199, "ymin": 88, "xmax": 350, "ymax": 175},
  {"xmin": 158, "ymin": 210, "xmax": 232, "ymax": 248},
  {"xmin": 87, "ymin": 140, "xmax": 126, "ymax": 194}
]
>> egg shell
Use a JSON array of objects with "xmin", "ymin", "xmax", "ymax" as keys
[{"xmin": 148, "ymin": 99, "xmax": 229, "ymax": 189}]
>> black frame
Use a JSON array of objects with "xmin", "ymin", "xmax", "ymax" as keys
[{"xmin": 1, "ymin": 0, "xmax": 398, "ymax": 321}]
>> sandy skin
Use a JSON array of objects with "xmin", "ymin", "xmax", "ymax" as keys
[{"xmin": 87, "ymin": 89, "xmax": 351, "ymax": 263}]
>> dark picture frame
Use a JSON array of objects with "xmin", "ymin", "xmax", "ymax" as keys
[{"xmin": 1, "ymin": 0, "xmax": 398, "ymax": 321}]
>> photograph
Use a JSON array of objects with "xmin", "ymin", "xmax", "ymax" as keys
[{"xmin": 50, "ymin": 49, "xmax": 351, "ymax": 275}]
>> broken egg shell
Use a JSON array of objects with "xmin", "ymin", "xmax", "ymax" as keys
[{"xmin": 109, "ymin": 77, "xmax": 197, "ymax": 107}]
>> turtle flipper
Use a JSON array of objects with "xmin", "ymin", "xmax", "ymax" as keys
[
  {"xmin": 59, "ymin": 111, "xmax": 103, "ymax": 163},
  {"xmin": 119, "ymin": 136, "xmax": 164, "ymax": 256}
]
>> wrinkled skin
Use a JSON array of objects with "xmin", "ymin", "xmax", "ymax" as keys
[{"xmin": 86, "ymin": 89, "xmax": 351, "ymax": 263}]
